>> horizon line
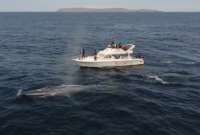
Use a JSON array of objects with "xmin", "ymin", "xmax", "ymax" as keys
[
  {"xmin": 0, "ymin": 11, "xmax": 200, "ymax": 13},
  {"xmin": 0, "ymin": 8, "xmax": 200, "ymax": 13}
]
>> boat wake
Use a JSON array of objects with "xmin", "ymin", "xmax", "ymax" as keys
[{"xmin": 16, "ymin": 84, "xmax": 95, "ymax": 98}]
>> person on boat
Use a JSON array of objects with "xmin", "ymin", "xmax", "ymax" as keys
[
  {"xmin": 94, "ymin": 49, "xmax": 97, "ymax": 60},
  {"xmin": 81, "ymin": 48, "xmax": 85, "ymax": 58},
  {"xmin": 118, "ymin": 42, "xmax": 122, "ymax": 48},
  {"xmin": 111, "ymin": 41, "xmax": 115, "ymax": 45},
  {"xmin": 110, "ymin": 41, "xmax": 115, "ymax": 48}
]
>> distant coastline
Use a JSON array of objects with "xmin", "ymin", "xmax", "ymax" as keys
[{"xmin": 57, "ymin": 8, "xmax": 162, "ymax": 13}]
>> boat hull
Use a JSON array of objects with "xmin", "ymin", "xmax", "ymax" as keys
[{"xmin": 74, "ymin": 58, "xmax": 144, "ymax": 68}]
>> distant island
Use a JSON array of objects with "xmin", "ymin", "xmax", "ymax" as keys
[{"xmin": 57, "ymin": 8, "xmax": 162, "ymax": 12}]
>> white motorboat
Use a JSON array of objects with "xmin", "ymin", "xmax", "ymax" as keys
[{"xmin": 73, "ymin": 42, "xmax": 144, "ymax": 68}]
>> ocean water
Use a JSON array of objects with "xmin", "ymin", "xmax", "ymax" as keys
[{"xmin": 0, "ymin": 12, "xmax": 200, "ymax": 135}]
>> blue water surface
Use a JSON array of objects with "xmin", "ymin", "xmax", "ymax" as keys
[{"xmin": 0, "ymin": 12, "xmax": 200, "ymax": 135}]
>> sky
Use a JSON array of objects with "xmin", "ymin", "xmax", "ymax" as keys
[{"xmin": 0, "ymin": 0, "xmax": 200, "ymax": 12}]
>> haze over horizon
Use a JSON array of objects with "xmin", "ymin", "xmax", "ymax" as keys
[{"xmin": 0, "ymin": 0, "xmax": 200, "ymax": 12}]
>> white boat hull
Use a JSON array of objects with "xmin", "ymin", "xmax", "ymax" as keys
[{"xmin": 74, "ymin": 58, "xmax": 144, "ymax": 68}]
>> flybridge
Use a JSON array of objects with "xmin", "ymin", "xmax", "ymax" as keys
[{"xmin": 97, "ymin": 43, "xmax": 135, "ymax": 56}]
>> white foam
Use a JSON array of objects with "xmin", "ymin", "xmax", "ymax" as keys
[
  {"xmin": 16, "ymin": 89, "xmax": 23, "ymax": 97},
  {"xmin": 148, "ymin": 75, "xmax": 168, "ymax": 85}
]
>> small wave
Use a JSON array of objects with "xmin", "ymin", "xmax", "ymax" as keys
[
  {"xmin": 178, "ymin": 61, "xmax": 198, "ymax": 66},
  {"xmin": 162, "ymin": 60, "xmax": 173, "ymax": 64},
  {"xmin": 147, "ymin": 75, "xmax": 168, "ymax": 85},
  {"xmin": 165, "ymin": 70, "xmax": 191, "ymax": 76},
  {"xmin": 4, "ymin": 75, "xmax": 26, "ymax": 81}
]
